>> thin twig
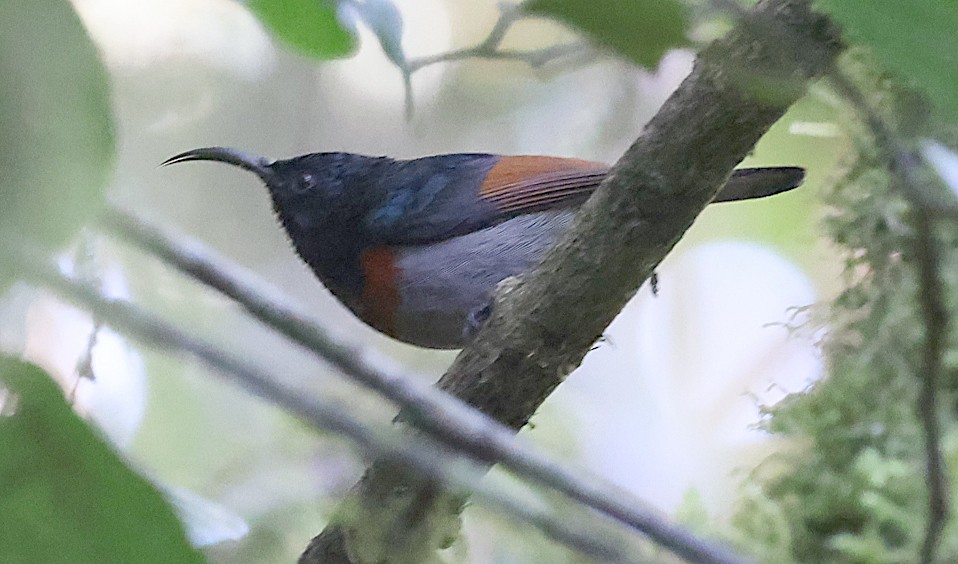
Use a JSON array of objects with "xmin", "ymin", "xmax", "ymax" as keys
[
  {"xmin": 828, "ymin": 70, "xmax": 951, "ymax": 564},
  {"xmin": 102, "ymin": 208, "xmax": 745, "ymax": 564},
  {"xmin": 408, "ymin": 42, "xmax": 586, "ymax": 73},
  {"xmin": 914, "ymin": 213, "xmax": 949, "ymax": 564},
  {"xmin": 71, "ymin": 236, "xmax": 104, "ymax": 400},
  {"xmin": 9, "ymin": 243, "xmax": 644, "ymax": 564},
  {"xmin": 72, "ymin": 321, "xmax": 99, "ymax": 401},
  {"xmin": 407, "ymin": 3, "xmax": 586, "ymax": 72},
  {"xmin": 400, "ymin": 2, "xmax": 590, "ymax": 116}
]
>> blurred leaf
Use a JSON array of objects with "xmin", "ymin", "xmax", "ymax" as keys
[
  {"xmin": 247, "ymin": 0, "xmax": 357, "ymax": 59},
  {"xmin": 0, "ymin": 356, "xmax": 202, "ymax": 563},
  {"xmin": 161, "ymin": 482, "xmax": 250, "ymax": 547},
  {"xmin": 815, "ymin": 1, "xmax": 958, "ymax": 120},
  {"xmin": 523, "ymin": 0, "xmax": 689, "ymax": 68},
  {"xmin": 921, "ymin": 140, "xmax": 958, "ymax": 203},
  {"xmin": 347, "ymin": 0, "xmax": 406, "ymax": 69},
  {"xmin": 0, "ymin": 0, "xmax": 114, "ymax": 277}
]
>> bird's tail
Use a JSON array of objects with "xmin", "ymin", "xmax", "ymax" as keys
[{"xmin": 713, "ymin": 167, "xmax": 805, "ymax": 203}]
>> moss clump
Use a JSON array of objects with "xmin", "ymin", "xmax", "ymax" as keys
[{"xmin": 733, "ymin": 53, "xmax": 958, "ymax": 563}]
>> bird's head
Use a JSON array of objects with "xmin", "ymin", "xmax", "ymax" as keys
[{"xmin": 162, "ymin": 147, "xmax": 374, "ymax": 233}]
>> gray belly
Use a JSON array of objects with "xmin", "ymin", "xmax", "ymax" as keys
[{"xmin": 392, "ymin": 211, "xmax": 575, "ymax": 348}]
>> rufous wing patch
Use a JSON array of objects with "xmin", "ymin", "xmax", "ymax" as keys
[
  {"xmin": 358, "ymin": 246, "xmax": 400, "ymax": 336},
  {"xmin": 479, "ymin": 156, "xmax": 609, "ymax": 214}
]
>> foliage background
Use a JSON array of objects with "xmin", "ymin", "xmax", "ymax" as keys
[{"xmin": 7, "ymin": 0, "xmax": 957, "ymax": 562}]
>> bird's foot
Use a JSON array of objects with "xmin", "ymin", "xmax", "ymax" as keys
[{"xmin": 462, "ymin": 301, "xmax": 493, "ymax": 343}]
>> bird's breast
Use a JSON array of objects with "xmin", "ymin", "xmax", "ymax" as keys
[
  {"xmin": 381, "ymin": 210, "xmax": 576, "ymax": 348},
  {"xmin": 356, "ymin": 246, "xmax": 402, "ymax": 337}
]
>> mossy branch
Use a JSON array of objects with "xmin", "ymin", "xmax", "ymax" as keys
[{"xmin": 828, "ymin": 69, "xmax": 952, "ymax": 564}]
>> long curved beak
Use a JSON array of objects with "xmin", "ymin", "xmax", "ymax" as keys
[{"xmin": 161, "ymin": 147, "xmax": 275, "ymax": 184}]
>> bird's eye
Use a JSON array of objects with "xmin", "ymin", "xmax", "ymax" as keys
[{"xmin": 296, "ymin": 172, "xmax": 317, "ymax": 193}]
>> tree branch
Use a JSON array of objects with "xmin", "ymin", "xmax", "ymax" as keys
[{"xmin": 307, "ymin": 0, "xmax": 843, "ymax": 562}]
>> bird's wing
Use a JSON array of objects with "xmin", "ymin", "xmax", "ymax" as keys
[
  {"xmin": 475, "ymin": 156, "xmax": 609, "ymax": 215},
  {"xmin": 477, "ymin": 161, "xmax": 806, "ymax": 211},
  {"xmin": 363, "ymin": 154, "xmax": 608, "ymax": 245},
  {"xmin": 363, "ymin": 153, "xmax": 804, "ymax": 246}
]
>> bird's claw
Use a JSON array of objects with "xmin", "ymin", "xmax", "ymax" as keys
[{"xmin": 463, "ymin": 301, "xmax": 493, "ymax": 343}]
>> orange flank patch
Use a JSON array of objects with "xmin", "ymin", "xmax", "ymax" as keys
[
  {"xmin": 359, "ymin": 246, "xmax": 400, "ymax": 335},
  {"xmin": 479, "ymin": 156, "xmax": 607, "ymax": 197}
]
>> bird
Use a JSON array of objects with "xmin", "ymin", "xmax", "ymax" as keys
[{"xmin": 163, "ymin": 147, "xmax": 805, "ymax": 349}]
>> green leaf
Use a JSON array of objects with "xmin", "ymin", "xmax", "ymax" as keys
[
  {"xmin": 247, "ymin": 0, "xmax": 357, "ymax": 59},
  {"xmin": 523, "ymin": 0, "xmax": 690, "ymax": 68},
  {"xmin": 0, "ymin": 0, "xmax": 115, "ymax": 251},
  {"xmin": 0, "ymin": 357, "xmax": 202, "ymax": 563},
  {"xmin": 815, "ymin": 1, "xmax": 958, "ymax": 120}
]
